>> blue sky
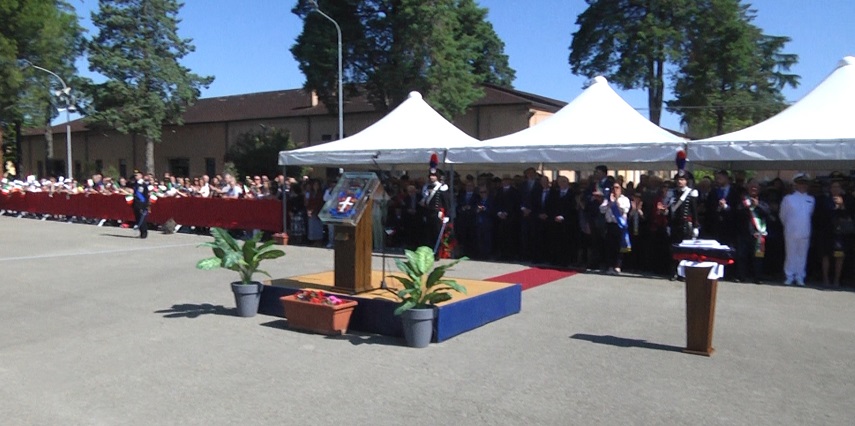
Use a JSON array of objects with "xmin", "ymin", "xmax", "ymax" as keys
[{"xmin": 70, "ymin": 0, "xmax": 854, "ymax": 131}]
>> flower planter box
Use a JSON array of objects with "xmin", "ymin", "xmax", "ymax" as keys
[
  {"xmin": 273, "ymin": 233, "xmax": 289, "ymax": 245},
  {"xmin": 280, "ymin": 295, "xmax": 358, "ymax": 335}
]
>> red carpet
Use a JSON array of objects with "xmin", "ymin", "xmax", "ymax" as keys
[{"xmin": 485, "ymin": 267, "xmax": 578, "ymax": 291}]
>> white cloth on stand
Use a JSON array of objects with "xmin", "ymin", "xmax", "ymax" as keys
[{"xmin": 677, "ymin": 261, "xmax": 725, "ymax": 280}]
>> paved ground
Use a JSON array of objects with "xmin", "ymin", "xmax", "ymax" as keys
[{"xmin": 1, "ymin": 215, "xmax": 854, "ymax": 425}]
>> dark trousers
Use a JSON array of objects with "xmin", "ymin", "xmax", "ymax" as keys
[
  {"xmin": 424, "ymin": 214, "xmax": 443, "ymax": 250},
  {"xmin": 531, "ymin": 218, "xmax": 550, "ymax": 263},
  {"xmin": 495, "ymin": 218, "xmax": 520, "ymax": 260},
  {"xmin": 604, "ymin": 223, "xmax": 624, "ymax": 269},
  {"xmin": 133, "ymin": 204, "xmax": 149, "ymax": 238},
  {"xmin": 736, "ymin": 233, "xmax": 764, "ymax": 281}
]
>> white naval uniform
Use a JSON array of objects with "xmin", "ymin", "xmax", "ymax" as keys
[{"xmin": 779, "ymin": 190, "xmax": 815, "ymax": 283}]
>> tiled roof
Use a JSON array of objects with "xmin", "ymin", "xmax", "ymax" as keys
[{"xmin": 29, "ymin": 84, "xmax": 568, "ymax": 135}]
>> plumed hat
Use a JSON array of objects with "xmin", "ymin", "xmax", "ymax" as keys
[
  {"xmin": 673, "ymin": 150, "xmax": 692, "ymax": 180},
  {"xmin": 428, "ymin": 152, "xmax": 439, "ymax": 176}
]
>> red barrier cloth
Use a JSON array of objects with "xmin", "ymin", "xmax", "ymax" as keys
[{"xmin": 0, "ymin": 193, "xmax": 283, "ymax": 232}]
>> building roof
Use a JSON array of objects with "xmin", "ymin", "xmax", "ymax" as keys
[{"xmin": 29, "ymin": 84, "xmax": 568, "ymax": 136}]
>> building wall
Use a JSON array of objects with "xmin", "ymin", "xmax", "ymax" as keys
[
  {"xmin": 455, "ymin": 104, "xmax": 531, "ymax": 140},
  {"xmin": 20, "ymin": 104, "xmax": 550, "ymax": 179}
]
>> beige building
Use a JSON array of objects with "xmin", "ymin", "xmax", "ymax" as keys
[{"xmin": 19, "ymin": 84, "xmax": 564, "ymax": 179}]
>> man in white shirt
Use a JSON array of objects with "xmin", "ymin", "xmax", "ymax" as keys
[
  {"xmin": 198, "ymin": 175, "xmax": 211, "ymax": 198},
  {"xmin": 222, "ymin": 173, "xmax": 243, "ymax": 199},
  {"xmin": 779, "ymin": 174, "xmax": 815, "ymax": 286}
]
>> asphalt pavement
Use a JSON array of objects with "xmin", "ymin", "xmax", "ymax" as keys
[{"xmin": 1, "ymin": 215, "xmax": 853, "ymax": 425}]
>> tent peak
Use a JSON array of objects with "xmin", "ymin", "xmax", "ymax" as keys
[
  {"xmin": 591, "ymin": 75, "xmax": 608, "ymax": 85},
  {"xmin": 840, "ymin": 56, "xmax": 855, "ymax": 67},
  {"xmin": 408, "ymin": 91, "xmax": 423, "ymax": 100}
]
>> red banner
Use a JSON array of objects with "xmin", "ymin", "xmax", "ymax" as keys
[{"xmin": 0, "ymin": 192, "xmax": 284, "ymax": 232}]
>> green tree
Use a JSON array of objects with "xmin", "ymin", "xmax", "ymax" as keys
[
  {"xmin": 666, "ymin": 0, "xmax": 799, "ymax": 138},
  {"xmin": 87, "ymin": 0, "xmax": 213, "ymax": 175},
  {"xmin": 1, "ymin": 0, "xmax": 85, "ymax": 176},
  {"xmin": 291, "ymin": 0, "xmax": 515, "ymax": 120},
  {"xmin": 225, "ymin": 126, "xmax": 297, "ymax": 180},
  {"xmin": 569, "ymin": 0, "xmax": 687, "ymax": 125}
]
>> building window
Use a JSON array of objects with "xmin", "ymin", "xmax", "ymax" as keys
[
  {"xmin": 321, "ymin": 134, "xmax": 332, "ymax": 142},
  {"xmin": 74, "ymin": 161, "xmax": 82, "ymax": 179},
  {"xmin": 205, "ymin": 157, "xmax": 216, "ymax": 178},
  {"xmin": 95, "ymin": 159, "xmax": 103, "ymax": 174},
  {"xmin": 119, "ymin": 159, "xmax": 127, "ymax": 178},
  {"xmin": 37, "ymin": 161, "xmax": 44, "ymax": 178},
  {"xmin": 168, "ymin": 158, "xmax": 190, "ymax": 178}
]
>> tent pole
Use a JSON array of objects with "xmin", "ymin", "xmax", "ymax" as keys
[
  {"xmin": 448, "ymin": 163, "xmax": 456, "ymax": 220},
  {"xmin": 281, "ymin": 166, "xmax": 288, "ymax": 235}
]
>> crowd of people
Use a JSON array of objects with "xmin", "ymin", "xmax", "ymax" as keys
[
  {"xmin": 4, "ymin": 165, "xmax": 855, "ymax": 288},
  {"xmin": 328, "ymin": 165, "xmax": 854, "ymax": 288},
  {"xmin": 0, "ymin": 171, "xmax": 292, "ymax": 200}
]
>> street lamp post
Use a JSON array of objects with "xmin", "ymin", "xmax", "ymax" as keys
[
  {"xmin": 20, "ymin": 60, "xmax": 74, "ymax": 179},
  {"xmin": 309, "ymin": 0, "xmax": 343, "ymax": 140}
]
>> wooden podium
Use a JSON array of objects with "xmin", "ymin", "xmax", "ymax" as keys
[
  {"xmin": 332, "ymin": 200, "xmax": 373, "ymax": 293},
  {"xmin": 673, "ymin": 241, "xmax": 734, "ymax": 357},
  {"xmin": 319, "ymin": 172, "xmax": 383, "ymax": 294},
  {"xmin": 683, "ymin": 265, "xmax": 718, "ymax": 356}
]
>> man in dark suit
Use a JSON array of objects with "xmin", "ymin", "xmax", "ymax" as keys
[
  {"xmin": 705, "ymin": 170, "xmax": 742, "ymax": 243},
  {"xmin": 705, "ymin": 169, "xmax": 744, "ymax": 279},
  {"xmin": 531, "ymin": 175, "xmax": 553, "ymax": 264},
  {"xmin": 400, "ymin": 184, "xmax": 421, "ymax": 249},
  {"xmin": 493, "ymin": 176, "xmax": 522, "ymax": 261},
  {"xmin": 455, "ymin": 180, "xmax": 480, "ymax": 258},
  {"xmin": 546, "ymin": 175, "xmax": 578, "ymax": 267},
  {"xmin": 518, "ymin": 167, "xmax": 539, "ymax": 261}
]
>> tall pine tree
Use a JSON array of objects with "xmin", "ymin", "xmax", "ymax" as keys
[
  {"xmin": 569, "ymin": 0, "xmax": 798, "ymax": 132},
  {"xmin": 569, "ymin": 0, "xmax": 687, "ymax": 125},
  {"xmin": 666, "ymin": 0, "xmax": 799, "ymax": 138},
  {"xmin": 87, "ymin": 0, "xmax": 213, "ymax": 175},
  {"xmin": 291, "ymin": 0, "xmax": 514, "ymax": 120},
  {"xmin": 1, "ymin": 0, "xmax": 85, "ymax": 177}
]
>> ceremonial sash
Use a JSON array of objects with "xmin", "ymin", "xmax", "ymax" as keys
[
  {"xmin": 422, "ymin": 184, "xmax": 439, "ymax": 206},
  {"xmin": 747, "ymin": 197, "xmax": 767, "ymax": 258},
  {"xmin": 610, "ymin": 200, "xmax": 631, "ymax": 252},
  {"xmin": 670, "ymin": 187, "xmax": 691, "ymax": 215}
]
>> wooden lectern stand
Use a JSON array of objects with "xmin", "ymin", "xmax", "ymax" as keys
[
  {"xmin": 683, "ymin": 265, "xmax": 718, "ymax": 356},
  {"xmin": 319, "ymin": 172, "xmax": 383, "ymax": 294},
  {"xmin": 332, "ymin": 200, "xmax": 374, "ymax": 293},
  {"xmin": 673, "ymin": 241, "xmax": 733, "ymax": 357}
]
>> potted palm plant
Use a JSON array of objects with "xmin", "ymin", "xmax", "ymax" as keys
[
  {"xmin": 196, "ymin": 228, "xmax": 286, "ymax": 317},
  {"xmin": 390, "ymin": 246, "xmax": 467, "ymax": 348}
]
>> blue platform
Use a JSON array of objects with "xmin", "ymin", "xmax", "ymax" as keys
[{"xmin": 259, "ymin": 272, "xmax": 521, "ymax": 342}]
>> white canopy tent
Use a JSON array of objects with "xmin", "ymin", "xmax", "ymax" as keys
[
  {"xmin": 446, "ymin": 76, "xmax": 686, "ymax": 170},
  {"xmin": 689, "ymin": 56, "xmax": 855, "ymax": 170},
  {"xmin": 279, "ymin": 91, "xmax": 479, "ymax": 168}
]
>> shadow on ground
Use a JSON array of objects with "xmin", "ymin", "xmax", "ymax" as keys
[
  {"xmin": 259, "ymin": 320, "xmax": 403, "ymax": 346},
  {"xmin": 100, "ymin": 233, "xmax": 139, "ymax": 239},
  {"xmin": 570, "ymin": 333, "xmax": 683, "ymax": 353},
  {"xmin": 155, "ymin": 303, "xmax": 233, "ymax": 318}
]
